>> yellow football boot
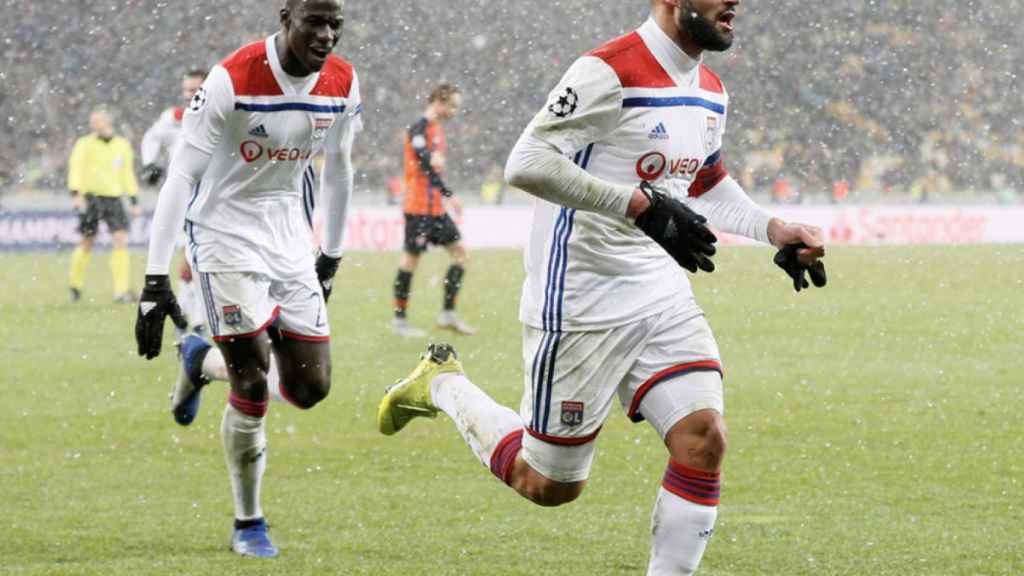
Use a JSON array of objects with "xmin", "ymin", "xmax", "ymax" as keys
[{"xmin": 377, "ymin": 343, "xmax": 464, "ymax": 436}]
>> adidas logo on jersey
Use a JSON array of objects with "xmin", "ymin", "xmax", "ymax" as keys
[
  {"xmin": 248, "ymin": 124, "xmax": 269, "ymax": 138},
  {"xmin": 649, "ymin": 122, "xmax": 670, "ymax": 140}
]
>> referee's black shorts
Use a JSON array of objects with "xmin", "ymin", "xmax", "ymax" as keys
[
  {"xmin": 403, "ymin": 213, "xmax": 461, "ymax": 255},
  {"xmin": 79, "ymin": 194, "xmax": 129, "ymax": 238}
]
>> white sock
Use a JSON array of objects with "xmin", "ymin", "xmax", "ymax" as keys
[
  {"xmin": 647, "ymin": 487, "xmax": 718, "ymax": 575},
  {"xmin": 430, "ymin": 373, "xmax": 522, "ymax": 467},
  {"xmin": 203, "ymin": 349, "xmax": 290, "ymax": 405},
  {"xmin": 221, "ymin": 404, "xmax": 267, "ymax": 521}
]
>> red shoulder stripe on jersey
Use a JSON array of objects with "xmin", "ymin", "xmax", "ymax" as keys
[
  {"xmin": 688, "ymin": 159, "xmax": 728, "ymax": 197},
  {"xmin": 310, "ymin": 55, "xmax": 355, "ymax": 98},
  {"xmin": 699, "ymin": 64, "xmax": 725, "ymax": 94},
  {"xmin": 173, "ymin": 107, "xmax": 184, "ymax": 122},
  {"xmin": 588, "ymin": 32, "xmax": 675, "ymax": 88},
  {"xmin": 221, "ymin": 40, "xmax": 283, "ymax": 97}
]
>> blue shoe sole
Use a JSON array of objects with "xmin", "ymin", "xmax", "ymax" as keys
[
  {"xmin": 173, "ymin": 335, "xmax": 211, "ymax": 426},
  {"xmin": 173, "ymin": 390, "xmax": 202, "ymax": 426}
]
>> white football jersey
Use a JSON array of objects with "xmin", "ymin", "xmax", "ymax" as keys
[
  {"xmin": 520, "ymin": 18, "xmax": 730, "ymax": 332},
  {"xmin": 182, "ymin": 35, "xmax": 362, "ymax": 280},
  {"xmin": 141, "ymin": 107, "xmax": 185, "ymax": 167}
]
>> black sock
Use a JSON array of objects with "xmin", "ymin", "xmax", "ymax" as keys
[
  {"xmin": 443, "ymin": 264, "xmax": 465, "ymax": 311},
  {"xmin": 394, "ymin": 270, "xmax": 413, "ymax": 318},
  {"xmin": 234, "ymin": 517, "xmax": 264, "ymax": 530}
]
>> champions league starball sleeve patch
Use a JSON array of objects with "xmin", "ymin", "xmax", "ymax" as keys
[
  {"xmin": 188, "ymin": 86, "xmax": 208, "ymax": 113},
  {"xmin": 548, "ymin": 86, "xmax": 579, "ymax": 118}
]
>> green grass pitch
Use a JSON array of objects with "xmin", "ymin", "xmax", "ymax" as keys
[{"xmin": 0, "ymin": 245, "xmax": 1021, "ymax": 575}]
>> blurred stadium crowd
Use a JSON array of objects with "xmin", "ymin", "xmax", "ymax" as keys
[{"xmin": 3, "ymin": 0, "xmax": 1021, "ymax": 204}]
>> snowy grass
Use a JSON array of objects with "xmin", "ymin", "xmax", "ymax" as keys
[{"xmin": 0, "ymin": 245, "xmax": 1020, "ymax": 575}]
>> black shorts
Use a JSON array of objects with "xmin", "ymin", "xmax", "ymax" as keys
[
  {"xmin": 79, "ymin": 195, "xmax": 129, "ymax": 238},
  {"xmin": 403, "ymin": 213, "xmax": 461, "ymax": 255}
]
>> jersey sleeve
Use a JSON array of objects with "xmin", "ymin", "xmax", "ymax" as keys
[
  {"xmin": 140, "ymin": 110, "xmax": 171, "ymax": 166},
  {"xmin": 523, "ymin": 55, "xmax": 623, "ymax": 155},
  {"xmin": 408, "ymin": 118, "xmax": 450, "ymax": 195},
  {"xmin": 325, "ymin": 70, "xmax": 362, "ymax": 154},
  {"xmin": 182, "ymin": 65, "xmax": 234, "ymax": 155},
  {"xmin": 67, "ymin": 138, "xmax": 86, "ymax": 192},
  {"xmin": 319, "ymin": 73, "xmax": 361, "ymax": 258},
  {"xmin": 120, "ymin": 140, "xmax": 139, "ymax": 197},
  {"xmin": 347, "ymin": 71, "xmax": 364, "ymax": 136},
  {"xmin": 504, "ymin": 56, "xmax": 633, "ymax": 219}
]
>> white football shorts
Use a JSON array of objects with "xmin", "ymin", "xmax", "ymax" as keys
[
  {"xmin": 519, "ymin": 303, "xmax": 723, "ymax": 483},
  {"xmin": 195, "ymin": 270, "xmax": 329, "ymax": 343}
]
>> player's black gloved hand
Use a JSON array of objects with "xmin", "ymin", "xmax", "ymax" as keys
[
  {"xmin": 773, "ymin": 242, "xmax": 827, "ymax": 292},
  {"xmin": 140, "ymin": 164, "xmax": 165, "ymax": 187},
  {"xmin": 315, "ymin": 251, "xmax": 343, "ymax": 303},
  {"xmin": 135, "ymin": 274, "xmax": 187, "ymax": 359},
  {"xmin": 633, "ymin": 181, "xmax": 717, "ymax": 273}
]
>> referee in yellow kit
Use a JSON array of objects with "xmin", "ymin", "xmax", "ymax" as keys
[{"xmin": 67, "ymin": 108, "xmax": 141, "ymax": 303}]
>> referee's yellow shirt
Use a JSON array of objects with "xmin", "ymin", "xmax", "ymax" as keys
[{"xmin": 67, "ymin": 134, "xmax": 139, "ymax": 199}]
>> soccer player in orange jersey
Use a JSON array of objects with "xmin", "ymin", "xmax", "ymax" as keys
[{"xmin": 391, "ymin": 83, "xmax": 475, "ymax": 337}]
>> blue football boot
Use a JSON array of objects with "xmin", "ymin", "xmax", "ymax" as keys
[
  {"xmin": 170, "ymin": 333, "xmax": 211, "ymax": 426},
  {"xmin": 231, "ymin": 519, "xmax": 279, "ymax": 558}
]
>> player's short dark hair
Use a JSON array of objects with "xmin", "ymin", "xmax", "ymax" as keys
[
  {"xmin": 428, "ymin": 83, "xmax": 460, "ymax": 104},
  {"xmin": 183, "ymin": 69, "xmax": 208, "ymax": 80}
]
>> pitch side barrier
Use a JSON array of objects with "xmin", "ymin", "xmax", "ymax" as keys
[{"xmin": 2, "ymin": 205, "xmax": 1023, "ymax": 252}]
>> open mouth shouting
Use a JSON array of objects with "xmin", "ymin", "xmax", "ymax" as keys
[{"xmin": 717, "ymin": 9, "xmax": 736, "ymax": 33}]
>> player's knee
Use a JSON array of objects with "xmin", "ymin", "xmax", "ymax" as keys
[
  {"xmin": 282, "ymin": 367, "xmax": 331, "ymax": 410},
  {"xmin": 520, "ymin": 477, "xmax": 584, "ymax": 507},
  {"xmin": 668, "ymin": 410, "xmax": 728, "ymax": 471},
  {"xmin": 703, "ymin": 421, "xmax": 727, "ymax": 467},
  {"xmin": 231, "ymin": 371, "xmax": 269, "ymax": 401},
  {"xmin": 303, "ymin": 375, "xmax": 331, "ymax": 408}
]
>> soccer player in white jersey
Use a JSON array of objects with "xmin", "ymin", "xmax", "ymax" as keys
[
  {"xmin": 378, "ymin": 0, "xmax": 827, "ymax": 573},
  {"xmin": 140, "ymin": 69, "xmax": 206, "ymax": 187},
  {"xmin": 140, "ymin": 69, "xmax": 207, "ymax": 333},
  {"xmin": 134, "ymin": 0, "xmax": 361, "ymax": 559}
]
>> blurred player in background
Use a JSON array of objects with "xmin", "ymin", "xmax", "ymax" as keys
[
  {"xmin": 379, "ymin": 0, "xmax": 827, "ymax": 574},
  {"xmin": 391, "ymin": 83, "xmax": 475, "ymax": 337},
  {"xmin": 140, "ymin": 69, "xmax": 208, "ymax": 333},
  {"xmin": 140, "ymin": 70, "xmax": 207, "ymax": 187},
  {"xmin": 134, "ymin": 0, "xmax": 361, "ymax": 558},
  {"xmin": 67, "ymin": 108, "xmax": 140, "ymax": 303}
]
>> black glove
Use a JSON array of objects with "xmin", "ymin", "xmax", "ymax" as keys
[
  {"xmin": 773, "ymin": 242, "xmax": 827, "ymax": 292},
  {"xmin": 135, "ymin": 275, "xmax": 187, "ymax": 359},
  {"xmin": 633, "ymin": 181, "xmax": 717, "ymax": 273},
  {"xmin": 140, "ymin": 164, "xmax": 165, "ymax": 187},
  {"xmin": 315, "ymin": 251, "xmax": 342, "ymax": 303}
]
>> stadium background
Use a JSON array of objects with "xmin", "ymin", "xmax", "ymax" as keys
[
  {"xmin": 3, "ymin": 0, "xmax": 1022, "ymax": 205},
  {"xmin": 1, "ymin": 3, "xmax": 1022, "ymax": 575}
]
